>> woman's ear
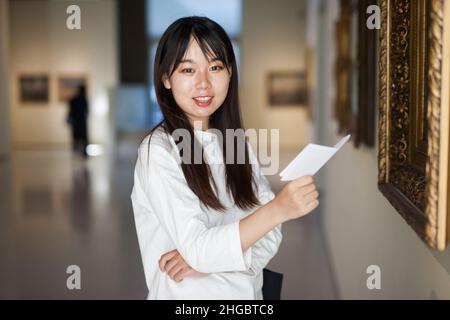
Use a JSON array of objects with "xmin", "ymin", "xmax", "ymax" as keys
[{"xmin": 162, "ymin": 74, "xmax": 171, "ymax": 89}]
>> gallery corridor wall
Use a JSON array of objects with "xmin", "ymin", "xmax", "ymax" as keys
[
  {"xmin": 9, "ymin": 0, "xmax": 118, "ymax": 147},
  {"xmin": 310, "ymin": 0, "xmax": 450, "ymax": 299}
]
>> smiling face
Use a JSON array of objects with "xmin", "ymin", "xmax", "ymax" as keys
[{"xmin": 163, "ymin": 37, "xmax": 232, "ymax": 131}]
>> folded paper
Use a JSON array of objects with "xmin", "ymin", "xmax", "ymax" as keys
[{"xmin": 279, "ymin": 134, "xmax": 351, "ymax": 181}]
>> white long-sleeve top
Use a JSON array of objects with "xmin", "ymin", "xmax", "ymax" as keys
[{"xmin": 130, "ymin": 125, "xmax": 282, "ymax": 300}]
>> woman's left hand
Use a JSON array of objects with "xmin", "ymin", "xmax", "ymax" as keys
[{"xmin": 159, "ymin": 249, "xmax": 209, "ymax": 283}]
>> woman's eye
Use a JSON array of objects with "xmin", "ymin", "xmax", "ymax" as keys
[
  {"xmin": 210, "ymin": 65, "xmax": 224, "ymax": 72},
  {"xmin": 182, "ymin": 68, "xmax": 194, "ymax": 73}
]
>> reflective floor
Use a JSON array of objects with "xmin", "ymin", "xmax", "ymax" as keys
[{"xmin": 0, "ymin": 138, "xmax": 336, "ymax": 299}]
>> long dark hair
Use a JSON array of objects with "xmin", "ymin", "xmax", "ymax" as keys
[{"xmin": 148, "ymin": 16, "xmax": 260, "ymax": 212}]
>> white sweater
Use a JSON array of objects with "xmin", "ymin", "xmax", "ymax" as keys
[{"xmin": 130, "ymin": 126, "xmax": 282, "ymax": 300}]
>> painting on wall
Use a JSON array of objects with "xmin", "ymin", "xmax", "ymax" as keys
[
  {"xmin": 334, "ymin": 0, "xmax": 352, "ymax": 135},
  {"xmin": 267, "ymin": 71, "xmax": 308, "ymax": 106},
  {"xmin": 334, "ymin": 0, "xmax": 377, "ymax": 148},
  {"xmin": 355, "ymin": 0, "xmax": 377, "ymax": 148},
  {"xmin": 58, "ymin": 74, "xmax": 88, "ymax": 102},
  {"xmin": 19, "ymin": 74, "xmax": 49, "ymax": 104},
  {"xmin": 378, "ymin": 0, "xmax": 450, "ymax": 250}
]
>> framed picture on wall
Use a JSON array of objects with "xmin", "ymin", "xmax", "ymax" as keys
[
  {"xmin": 57, "ymin": 74, "xmax": 88, "ymax": 102},
  {"xmin": 334, "ymin": 0, "xmax": 352, "ymax": 136},
  {"xmin": 334, "ymin": 0, "xmax": 378, "ymax": 149},
  {"xmin": 355, "ymin": 0, "xmax": 377, "ymax": 148},
  {"xmin": 378, "ymin": 0, "xmax": 450, "ymax": 250},
  {"xmin": 19, "ymin": 74, "xmax": 49, "ymax": 104},
  {"xmin": 267, "ymin": 71, "xmax": 308, "ymax": 106}
]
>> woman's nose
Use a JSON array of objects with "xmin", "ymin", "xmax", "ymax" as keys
[{"xmin": 195, "ymin": 71, "xmax": 212, "ymax": 90}]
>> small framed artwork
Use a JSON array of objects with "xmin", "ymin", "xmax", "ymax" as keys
[
  {"xmin": 19, "ymin": 74, "xmax": 49, "ymax": 104},
  {"xmin": 267, "ymin": 71, "xmax": 308, "ymax": 106},
  {"xmin": 57, "ymin": 74, "xmax": 88, "ymax": 102}
]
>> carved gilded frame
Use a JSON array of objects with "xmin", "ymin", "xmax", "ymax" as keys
[{"xmin": 378, "ymin": 0, "xmax": 450, "ymax": 250}]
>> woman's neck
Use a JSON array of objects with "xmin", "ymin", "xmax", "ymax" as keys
[{"xmin": 191, "ymin": 119, "xmax": 209, "ymax": 131}]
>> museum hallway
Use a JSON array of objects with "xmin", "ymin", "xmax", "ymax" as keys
[{"xmin": 2, "ymin": 0, "xmax": 450, "ymax": 300}]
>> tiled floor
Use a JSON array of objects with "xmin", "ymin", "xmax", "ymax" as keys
[{"xmin": 0, "ymin": 139, "xmax": 337, "ymax": 299}]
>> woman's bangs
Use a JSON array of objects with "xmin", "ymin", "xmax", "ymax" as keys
[
  {"xmin": 192, "ymin": 31, "xmax": 232, "ymax": 70},
  {"xmin": 167, "ymin": 29, "xmax": 192, "ymax": 76},
  {"xmin": 165, "ymin": 22, "xmax": 233, "ymax": 76}
]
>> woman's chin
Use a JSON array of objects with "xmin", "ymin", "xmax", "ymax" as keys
[{"xmin": 192, "ymin": 105, "xmax": 218, "ymax": 115}]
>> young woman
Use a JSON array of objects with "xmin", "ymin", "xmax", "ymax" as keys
[{"xmin": 131, "ymin": 16, "xmax": 319, "ymax": 300}]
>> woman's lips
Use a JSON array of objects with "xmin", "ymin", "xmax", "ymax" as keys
[{"xmin": 193, "ymin": 96, "xmax": 213, "ymax": 107}]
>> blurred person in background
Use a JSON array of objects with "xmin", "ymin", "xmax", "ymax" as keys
[{"xmin": 67, "ymin": 85, "xmax": 89, "ymax": 158}]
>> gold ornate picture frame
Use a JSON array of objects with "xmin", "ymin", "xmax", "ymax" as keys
[{"xmin": 378, "ymin": 0, "xmax": 450, "ymax": 250}]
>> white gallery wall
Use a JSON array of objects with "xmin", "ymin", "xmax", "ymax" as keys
[
  {"xmin": 9, "ymin": 0, "xmax": 118, "ymax": 147},
  {"xmin": 241, "ymin": 0, "xmax": 312, "ymax": 151}
]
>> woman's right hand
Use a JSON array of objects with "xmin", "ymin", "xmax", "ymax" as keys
[{"xmin": 270, "ymin": 175, "xmax": 319, "ymax": 223}]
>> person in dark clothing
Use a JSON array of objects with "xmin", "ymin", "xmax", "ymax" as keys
[{"xmin": 67, "ymin": 85, "xmax": 89, "ymax": 158}]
